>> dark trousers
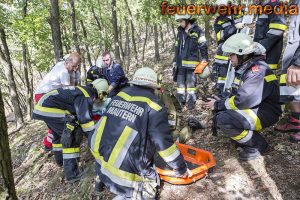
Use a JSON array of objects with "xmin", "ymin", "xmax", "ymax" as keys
[
  {"xmin": 46, "ymin": 120, "xmax": 81, "ymax": 180},
  {"xmin": 176, "ymin": 67, "xmax": 197, "ymax": 105},
  {"xmin": 215, "ymin": 110, "xmax": 266, "ymax": 146},
  {"xmin": 266, "ymin": 38, "xmax": 283, "ymax": 70}
]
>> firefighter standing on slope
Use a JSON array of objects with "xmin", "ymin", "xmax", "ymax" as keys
[
  {"xmin": 173, "ymin": 14, "xmax": 209, "ymax": 110},
  {"xmin": 32, "ymin": 79, "xmax": 109, "ymax": 182},
  {"xmin": 275, "ymin": 0, "xmax": 300, "ymax": 143},
  {"xmin": 253, "ymin": 0, "xmax": 287, "ymax": 71},
  {"xmin": 204, "ymin": 33, "xmax": 282, "ymax": 161},
  {"xmin": 88, "ymin": 67, "xmax": 189, "ymax": 199},
  {"xmin": 212, "ymin": 0, "xmax": 245, "ymax": 95}
]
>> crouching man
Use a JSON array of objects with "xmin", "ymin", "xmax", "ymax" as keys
[
  {"xmin": 32, "ymin": 79, "xmax": 109, "ymax": 182},
  {"xmin": 88, "ymin": 67, "xmax": 188, "ymax": 199},
  {"xmin": 204, "ymin": 33, "xmax": 282, "ymax": 161}
]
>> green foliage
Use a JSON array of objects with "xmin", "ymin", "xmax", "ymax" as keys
[{"xmin": 0, "ymin": 0, "xmax": 214, "ymax": 72}]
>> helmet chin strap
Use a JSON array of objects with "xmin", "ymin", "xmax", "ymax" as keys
[
  {"xmin": 237, "ymin": 53, "xmax": 255, "ymax": 66},
  {"xmin": 183, "ymin": 19, "xmax": 193, "ymax": 30}
]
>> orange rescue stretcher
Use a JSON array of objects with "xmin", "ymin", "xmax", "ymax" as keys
[{"xmin": 155, "ymin": 143, "xmax": 216, "ymax": 185}]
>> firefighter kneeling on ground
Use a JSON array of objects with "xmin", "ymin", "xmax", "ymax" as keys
[
  {"xmin": 88, "ymin": 67, "xmax": 190, "ymax": 199},
  {"xmin": 204, "ymin": 33, "xmax": 282, "ymax": 161},
  {"xmin": 32, "ymin": 79, "xmax": 109, "ymax": 182}
]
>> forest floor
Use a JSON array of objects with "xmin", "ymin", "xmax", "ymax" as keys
[{"xmin": 7, "ymin": 41, "xmax": 300, "ymax": 200}]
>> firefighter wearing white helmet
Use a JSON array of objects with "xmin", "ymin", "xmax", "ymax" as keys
[
  {"xmin": 204, "ymin": 33, "xmax": 282, "ymax": 161},
  {"xmin": 173, "ymin": 11, "xmax": 208, "ymax": 110},
  {"xmin": 211, "ymin": 0, "xmax": 245, "ymax": 96},
  {"xmin": 129, "ymin": 67, "xmax": 159, "ymax": 89},
  {"xmin": 175, "ymin": 14, "xmax": 192, "ymax": 22},
  {"xmin": 88, "ymin": 67, "xmax": 188, "ymax": 198}
]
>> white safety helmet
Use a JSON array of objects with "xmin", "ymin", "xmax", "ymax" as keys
[
  {"xmin": 129, "ymin": 67, "xmax": 158, "ymax": 89},
  {"xmin": 175, "ymin": 14, "xmax": 192, "ymax": 22},
  {"xmin": 198, "ymin": 66, "xmax": 212, "ymax": 79},
  {"xmin": 222, "ymin": 33, "xmax": 266, "ymax": 55},
  {"xmin": 215, "ymin": 0, "xmax": 238, "ymax": 5}
]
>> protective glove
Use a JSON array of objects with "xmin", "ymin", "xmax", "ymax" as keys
[
  {"xmin": 194, "ymin": 61, "xmax": 209, "ymax": 74},
  {"xmin": 172, "ymin": 62, "xmax": 178, "ymax": 82},
  {"xmin": 74, "ymin": 127, "xmax": 83, "ymax": 146},
  {"xmin": 235, "ymin": 23, "xmax": 245, "ymax": 29},
  {"xmin": 61, "ymin": 123, "xmax": 74, "ymax": 148},
  {"xmin": 172, "ymin": 62, "xmax": 177, "ymax": 71}
]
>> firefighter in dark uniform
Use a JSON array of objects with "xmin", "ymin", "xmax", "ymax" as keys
[
  {"xmin": 204, "ymin": 33, "xmax": 282, "ymax": 161},
  {"xmin": 88, "ymin": 67, "xmax": 189, "ymax": 199},
  {"xmin": 32, "ymin": 79, "xmax": 109, "ymax": 182},
  {"xmin": 173, "ymin": 14, "xmax": 209, "ymax": 110},
  {"xmin": 253, "ymin": 0, "xmax": 287, "ymax": 71},
  {"xmin": 212, "ymin": 0, "xmax": 244, "ymax": 95},
  {"xmin": 86, "ymin": 65, "xmax": 104, "ymax": 85},
  {"xmin": 276, "ymin": 0, "xmax": 300, "ymax": 142}
]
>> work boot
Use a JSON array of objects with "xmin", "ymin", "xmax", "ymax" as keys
[
  {"xmin": 178, "ymin": 101, "xmax": 185, "ymax": 108},
  {"xmin": 66, "ymin": 168, "xmax": 88, "ymax": 183},
  {"xmin": 275, "ymin": 117, "xmax": 300, "ymax": 133},
  {"xmin": 187, "ymin": 117, "xmax": 204, "ymax": 131},
  {"xmin": 238, "ymin": 133, "xmax": 269, "ymax": 161},
  {"xmin": 43, "ymin": 146, "xmax": 52, "ymax": 153},
  {"xmin": 289, "ymin": 132, "xmax": 300, "ymax": 143},
  {"xmin": 187, "ymin": 99, "xmax": 195, "ymax": 110},
  {"xmin": 95, "ymin": 178, "xmax": 105, "ymax": 196}
]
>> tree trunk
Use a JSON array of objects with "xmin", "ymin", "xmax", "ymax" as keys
[
  {"xmin": 142, "ymin": 24, "xmax": 148, "ymax": 65},
  {"xmin": 69, "ymin": 0, "xmax": 80, "ymax": 53},
  {"xmin": 154, "ymin": 24, "xmax": 160, "ymax": 63},
  {"xmin": 80, "ymin": 20, "xmax": 92, "ymax": 66},
  {"xmin": 124, "ymin": 20, "xmax": 130, "ymax": 57},
  {"xmin": 124, "ymin": 0, "xmax": 138, "ymax": 64},
  {"xmin": 22, "ymin": 0, "xmax": 32, "ymax": 120},
  {"xmin": 172, "ymin": 24, "xmax": 176, "ymax": 41},
  {"xmin": 81, "ymin": 51, "xmax": 87, "ymax": 85},
  {"xmin": 118, "ymin": 24, "xmax": 125, "ymax": 66},
  {"xmin": 0, "ymin": 28, "xmax": 24, "ymax": 128},
  {"xmin": 159, "ymin": 25, "xmax": 164, "ymax": 49},
  {"xmin": 3, "ymin": 97, "xmax": 13, "ymax": 114},
  {"xmin": 91, "ymin": 7, "xmax": 104, "ymax": 50},
  {"xmin": 49, "ymin": 0, "xmax": 63, "ymax": 62},
  {"xmin": 111, "ymin": 0, "xmax": 121, "ymax": 63},
  {"xmin": 12, "ymin": 65, "xmax": 26, "ymax": 86},
  {"xmin": 166, "ymin": 22, "xmax": 170, "ymax": 40},
  {"xmin": 125, "ymin": 17, "xmax": 130, "ymax": 72},
  {"xmin": 204, "ymin": 20, "xmax": 210, "ymax": 45},
  {"xmin": 0, "ymin": 88, "xmax": 18, "ymax": 200},
  {"xmin": 62, "ymin": 26, "xmax": 71, "ymax": 54}
]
